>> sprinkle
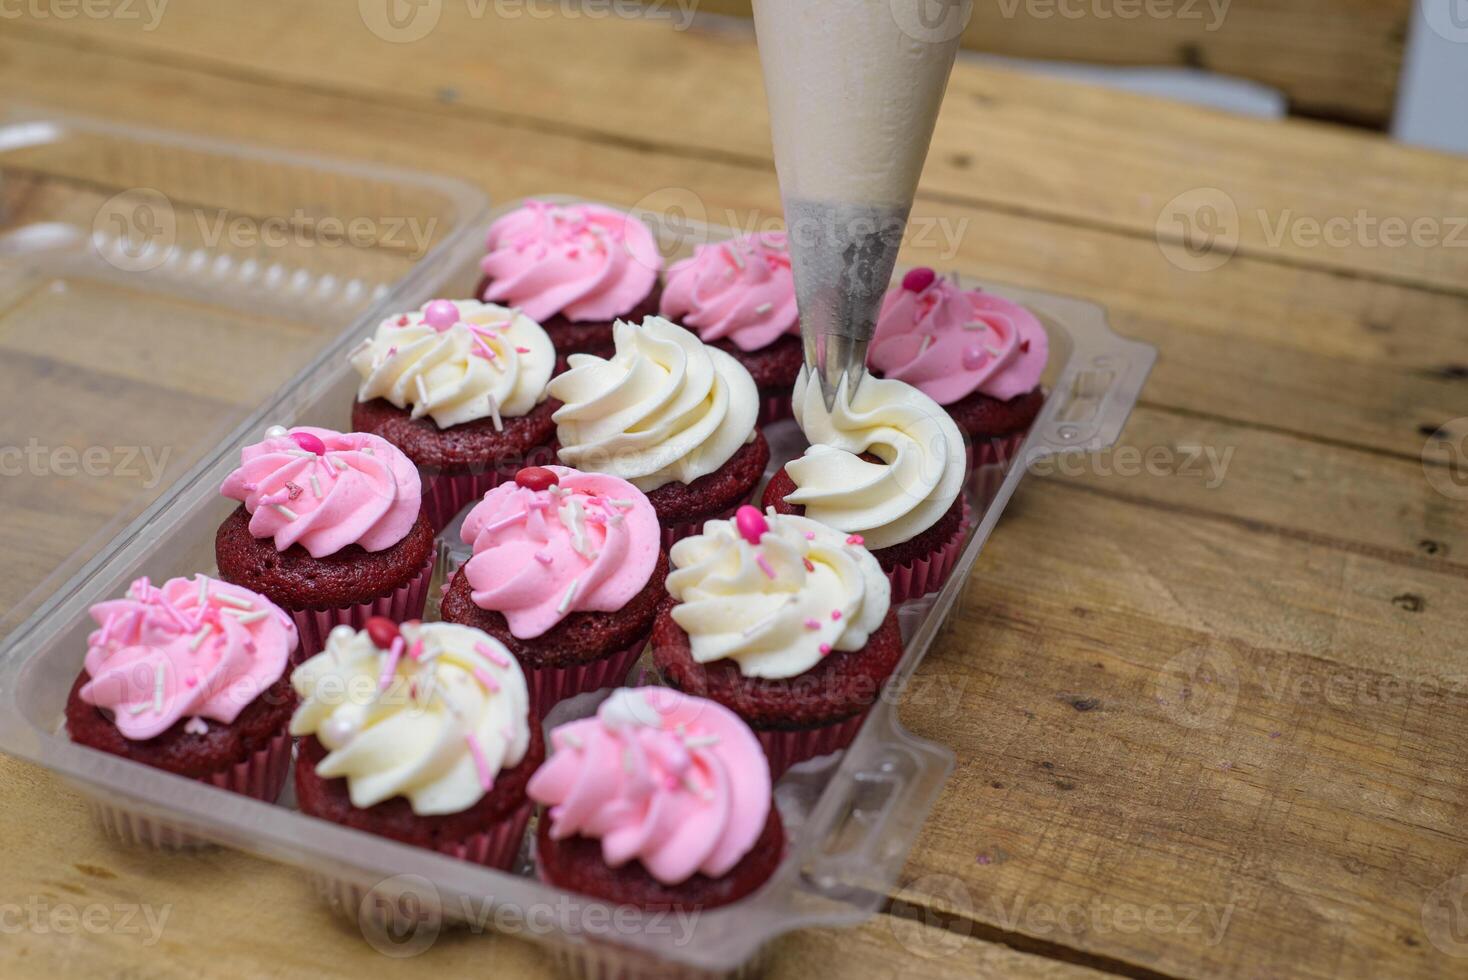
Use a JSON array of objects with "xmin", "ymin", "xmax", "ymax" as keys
[
  {"xmin": 754, "ymin": 302, "xmax": 773, "ymax": 315},
  {"xmin": 805, "ymin": 531, "xmax": 816, "ymax": 540},
  {"xmin": 286, "ymin": 449, "xmax": 314, "ymax": 459},
  {"xmin": 378, "ymin": 635, "xmax": 404, "ymax": 692},
  {"xmin": 153, "ymin": 663, "xmax": 166, "ymax": 714},
  {"xmin": 831, "ymin": 610, "xmax": 843, "ymax": 621},
  {"xmin": 608, "ymin": 499, "xmax": 634, "ymax": 510},
  {"xmin": 474, "ymin": 641, "xmax": 510, "ymax": 668},
  {"xmin": 559, "ymin": 731, "xmax": 584, "ymax": 750},
  {"xmin": 803, "ymin": 558, "xmax": 815, "ymax": 572},
  {"xmin": 310, "ymin": 474, "xmax": 324, "ymax": 498},
  {"xmin": 409, "ymin": 637, "xmax": 425, "ymax": 661},
  {"xmin": 127, "ymin": 703, "xmax": 149, "ymax": 716},
  {"xmin": 755, "ymin": 554, "xmax": 776, "ymax": 580},
  {"xmin": 330, "ymin": 455, "xmax": 348, "ymax": 471},
  {"xmin": 415, "ymin": 375, "xmax": 431, "ymax": 408},
  {"xmin": 186, "ymin": 675, "xmax": 198, "ymax": 688},
  {"xmin": 819, "ymin": 644, "xmax": 832, "ymax": 655},
  {"xmin": 917, "ymin": 335, "xmax": 933, "ymax": 357},
  {"xmin": 397, "ymin": 315, "xmax": 410, "ymax": 326},
  {"xmin": 240, "ymin": 482, "xmax": 258, "ymax": 492},
  {"xmin": 466, "ymin": 734, "xmax": 496, "ymax": 792},
  {"xmin": 222, "ymin": 608, "xmax": 270, "ymax": 625},
  {"xmin": 682, "ymin": 734, "xmax": 720, "ymax": 749},
  {"xmin": 804, "ymin": 618, "xmax": 820, "ymax": 630},
  {"xmin": 215, "ymin": 592, "xmax": 252, "ymax": 610},
  {"xmin": 963, "ymin": 321, "xmax": 988, "ymax": 331},
  {"xmin": 725, "ymin": 244, "xmax": 746, "ymax": 270},
  {"xmin": 473, "ymin": 334, "xmax": 498, "ymax": 361},
  {"xmin": 845, "ymin": 534, "xmax": 865, "ymax": 546},
  {"xmin": 197, "ymin": 575, "xmax": 209, "ymax": 607},
  {"xmin": 985, "ymin": 345, "xmax": 1002, "ymax": 357},
  {"xmin": 608, "ymin": 513, "xmax": 624, "ymax": 526},
  {"xmin": 534, "ymin": 551, "xmax": 553, "ymax": 564},
  {"xmin": 385, "ymin": 346, "xmax": 398, "ymax": 359},
  {"xmin": 273, "ymin": 504, "xmax": 298, "ymax": 521},
  {"xmin": 189, "ymin": 623, "xmax": 214, "ymax": 651},
  {"xmin": 184, "ymin": 717, "xmax": 208, "ymax": 735},
  {"xmin": 516, "ymin": 346, "xmax": 531, "ymax": 354},
  {"xmin": 481, "ymin": 508, "xmax": 529, "ymax": 534},
  {"xmin": 622, "ymin": 748, "xmax": 635, "ymax": 773},
  {"xmin": 487, "ymin": 393, "xmax": 503, "ymax": 432},
  {"xmin": 557, "ymin": 579, "xmax": 580, "ymax": 615},
  {"xmin": 285, "ymin": 481, "xmax": 303, "ymax": 500},
  {"xmin": 157, "ymin": 594, "xmax": 193, "ymax": 632},
  {"xmin": 472, "ymin": 667, "xmax": 500, "ymax": 693}
]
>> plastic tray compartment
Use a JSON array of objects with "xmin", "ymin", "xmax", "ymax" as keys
[{"xmin": 0, "ymin": 170, "xmax": 1155, "ymax": 980}]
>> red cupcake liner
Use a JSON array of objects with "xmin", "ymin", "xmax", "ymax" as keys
[
  {"xmin": 421, "ymin": 466, "xmax": 516, "ymax": 533},
  {"xmin": 290, "ymin": 555, "xmax": 435, "ymax": 661},
  {"xmin": 968, "ymin": 431, "xmax": 1027, "ymax": 512},
  {"xmin": 660, "ymin": 500, "xmax": 746, "ymax": 550},
  {"xmin": 313, "ymin": 800, "xmax": 533, "ymax": 928},
  {"xmin": 756, "ymin": 707, "xmax": 871, "ymax": 781},
  {"xmin": 757, "ymin": 390, "xmax": 793, "ymax": 427},
  {"xmin": 525, "ymin": 634, "xmax": 648, "ymax": 715},
  {"xmin": 87, "ymin": 729, "xmax": 294, "ymax": 849},
  {"xmin": 886, "ymin": 497, "xmax": 973, "ymax": 604}
]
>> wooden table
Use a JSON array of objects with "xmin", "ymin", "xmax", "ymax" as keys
[{"xmin": 3, "ymin": 5, "xmax": 1466, "ymax": 979}]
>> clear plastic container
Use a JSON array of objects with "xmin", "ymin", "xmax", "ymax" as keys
[{"xmin": 0, "ymin": 110, "xmax": 1155, "ymax": 978}]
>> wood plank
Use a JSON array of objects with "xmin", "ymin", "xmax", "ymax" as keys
[
  {"xmin": 15, "ymin": 4, "xmax": 1468, "ymax": 292},
  {"xmin": 0, "ymin": 753, "xmax": 1095, "ymax": 979},
  {"xmin": 692, "ymin": 0, "xmax": 1410, "ymax": 126},
  {"xmin": 0, "ymin": 30, "xmax": 1461, "ymax": 465},
  {"xmin": 888, "ymin": 479, "xmax": 1468, "ymax": 979}
]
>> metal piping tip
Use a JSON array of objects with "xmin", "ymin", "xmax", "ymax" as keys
[{"xmin": 813, "ymin": 334, "xmax": 869, "ymax": 411}]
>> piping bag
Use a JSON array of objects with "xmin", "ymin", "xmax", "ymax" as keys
[{"xmin": 751, "ymin": 0, "xmax": 967, "ymax": 409}]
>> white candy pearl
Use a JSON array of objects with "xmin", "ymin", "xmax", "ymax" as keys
[{"xmin": 264, "ymin": 424, "xmax": 289, "ymax": 438}]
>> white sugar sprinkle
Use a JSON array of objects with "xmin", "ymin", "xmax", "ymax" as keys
[
  {"xmin": 223, "ymin": 608, "xmax": 270, "ymax": 625},
  {"xmin": 330, "ymin": 456, "xmax": 348, "ymax": 471},
  {"xmin": 310, "ymin": 474, "xmax": 324, "ymax": 498},
  {"xmin": 754, "ymin": 302, "xmax": 773, "ymax": 315},
  {"xmin": 215, "ymin": 593, "xmax": 254, "ymax": 610},
  {"xmin": 273, "ymin": 504, "xmax": 298, "ymax": 521},
  {"xmin": 683, "ymin": 734, "xmax": 720, "ymax": 749},
  {"xmin": 189, "ymin": 623, "xmax": 213, "ymax": 651},
  {"xmin": 557, "ymin": 578, "xmax": 580, "ymax": 615},
  {"xmin": 152, "ymin": 663, "xmax": 165, "ymax": 714}
]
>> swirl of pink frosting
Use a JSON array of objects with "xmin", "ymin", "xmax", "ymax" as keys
[
  {"xmin": 869, "ymin": 274, "xmax": 1049, "ymax": 405},
  {"xmin": 480, "ymin": 200, "xmax": 661, "ymax": 323},
  {"xmin": 528, "ymin": 687, "xmax": 772, "ymax": 885},
  {"xmin": 220, "ymin": 425, "xmax": 422, "ymax": 559},
  {"xmin": 659, "ymin": 232, "xmax": 798, "ymax": 352},
  {"xmin": 461, "ymin": 466, "xmax": 660, "ymax": 639},
  {"xmin": 80, "ymin": 574, "xmax": 297, "ymax": 740}
]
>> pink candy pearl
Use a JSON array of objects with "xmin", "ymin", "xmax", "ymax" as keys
[
  {"xmin": 291, "ymin": 431, "xmax": 326, "ymax": 455},
  {"xmin": 962, "ymin": 345, "xmax": 987, "ymax": 370},
  {"xmin": 423, "ymin": 299, "xmax": 460, "ymax": 331},
  {"xmin": 902, "ymin": 267, "xmax": 936, "ymax": 292},
  {"xmin": 734, "ymin": 505, "xmax": 768, "ymax": 545}
]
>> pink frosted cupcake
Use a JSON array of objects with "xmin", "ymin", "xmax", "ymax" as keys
[
  {"xmin": 659, "ymin": 231, "xmax": 801, "ymax": 425},
  {"xmin": 476, "ymin": 200, "xmax": 662, "ymax": 363},
  {"xmin": 349, "ymin": 298, "xmax": 559, "ymax": 530},
  {"xmin": 870, "ymin": 269, "xmax": 1049, "ymax": 469},
  {"xmin": 439, "ymin": 465, "xmax": 667, "ymax": 713},
  {"xmin": 762, "ymin": 371, "xmax": 970, "ymax": 603},
  {"xmin": 215, "ymin": 425, "xmax": 434, "ymax": 660},
  {"xmin": 65, "ymin": 574, "xmax": 298, "ymax": 804}
]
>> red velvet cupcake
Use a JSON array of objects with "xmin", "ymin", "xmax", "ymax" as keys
[
  {"xmin": 548, "ymin": 316, "xmax": 768, "ymax": 547},
  {"xmin": 476, "ymin": 200, "xmax": 662, "ymax": 362},
  {"xmin": 659, "ymin": 231, "xmax": 801, "ymax": 425},
  {"xmin": 65, "ymin": 574, "xmax": 298, "ymax": 805},
  {"xmin": 763, "ymin": 371, "xmax": 970, "ymax": 603},
  {"xmin": 290, "ymin": 619, "xmax": 542, "ymax": 868},
  {"xmin": 349, "ymin": 298, "xmax": 559, "ymax": 530},
  {"xmin": 652, "ymin": 506, "xmax": 901, "ymax": 777},
  {"xmin": 439, "ymin": 465, "xmax": 668, "ymax": 713},
  {"xmin": 529, "ymin": 687, "xmax": 784, "ymax": 911},
  {"xmin": 216, "ymin": 425, "xmax": 434, "ymax": 660},
  {"xmin": 870, "ymin": 269, "xmax": 1049, "ymax": 473}
]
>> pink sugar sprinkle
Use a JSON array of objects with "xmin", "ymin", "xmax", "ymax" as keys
[
  {"xmin": 241, "ymin": 482, "xmax": 258, "ymax": 492},
  {"xmin": 474, "ymin": 641, "xmax": 510, "ymax": 668},
  {"xmin": 534, "ymin": 551, "xmax": 553, "ymax": 564},
  {"xmin": 846, "ymin": 534, "xmax": 864, "ymax": 546},
  {"xmin": 186, "ymin": 675, "xmax": 198, "ymax": 688},
  {"xmin": 516, "ymin": 346, "xmax": 531, "ymax": 354},
  {"xmin": 803, "ymin": 558, "xmax": 815, "ymax": 572},
  {"xmin": 378, "ymin": 635, "xmax": 404, "ymax": 692},
  {"xmin": 831, "ymin": 610, "xmax": 843, "ymax": 621},
  {"xmin": 397, "ymin": 315, "xmax": 410, "ymax": 326},
  {"xmin": 804, "ymin": 618, "xmax": 820, "ymax": 630},
  {"xmin": 473, "ymin": 666, "xmax": 500, "ymax": 693},
  {"xmin": 410, "ymin": 638, "xmax": 425, "ymax": 661},
  {"xmin": 819, "ymin": 644, "xmax": 832, "ymax": 655},
  {"xmin": 755, "ymin": 554, "xmax": 776, "ymax": 580},
  {"xmin": 465, "ymin": 734, "xmax": 496, "ymax": 792}
]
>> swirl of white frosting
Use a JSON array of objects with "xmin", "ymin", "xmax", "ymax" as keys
[
  {"xmin": 548, "ymin": 316, "xmax": 758, "ymax": 492},
  {"xmin": 350, "ymin": 300, "xmax": 554, "ymax": 429},
  {"xmin": 788, "ymin": 368, "xmax": 965, "ymax": 551},
  {"xmin": 289, "ymin": 621, "xmax": 531, "ymax": 816},
  {"xmin": 667, "ymin": 510, "xmax": 890, "ymax": 679}
]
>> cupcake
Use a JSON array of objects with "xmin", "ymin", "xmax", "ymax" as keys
[
  {"xmin": 659, "ymin": 231, "xmax": 801, "ymax": 425},
  {"xmin": 65, "ymin": 574, "xmax": 298, "ymax": 802},
  {"xmin": 548, "ymin": 316, "xmax": 769, "ymax": 547},
  {"xmin": 870, "ymin": 268, "xmax": 1048, "ymax": 467},
  {"xmin": 529, "ymin": 687, "xmax": 784, "ymax": 911},
  {"xmin": 477, "ymin": 200, "xmax": 662, "ymax": 363},
  {"xmin": 440, "ymin": 465, "xmax": 667, "ymax": 713},
  {"xmin": 216, "ymin": 425, "xmax": 434, "ymax": 660},
  {"xmin": 652, "ymin": 506, "xmax": 900, "ymax": 778},
  {"xmin": 762, "ymin": 370, "xmax": 968, "ymax": 603},
  {"xmin": 291, "ymin": 618, "xmax": 542, "ymax": 867},
  {"xmin": 349, "ymin": 298, "xmax": 558, "ymax": 530}
]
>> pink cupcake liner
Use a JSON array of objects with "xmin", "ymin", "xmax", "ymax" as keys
[
  {"xmin": 885, "ymin": 497, "xmax": 973, "ymax": 604},
  {"xmin": 87, "ymin": 729, "xmax": 294, "ymax": 849},
  {"xmin": 660, "ymin": 500, "xmax": 746, "ymax": 550},
  {"xmin": 968, "ymin": 431, "xmax": 1027, "ymax": 512},
  {"xmin": 524, "ymin": 634, "xmax": 648, "ymax": 715},
  {"xmin": 756, "ymin": 707, "xmax": 871, "ymax": 780},
  {"xmin": 757, "ymin": 390, "xmax": 793, "ymax": 427},
  {"xmin": 313, "ymin": 800, "xmax": 533, "ymax": 928},
  {"xmin": 289, "ymin": 555, "xmax": 435, "ymax": 661}
]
